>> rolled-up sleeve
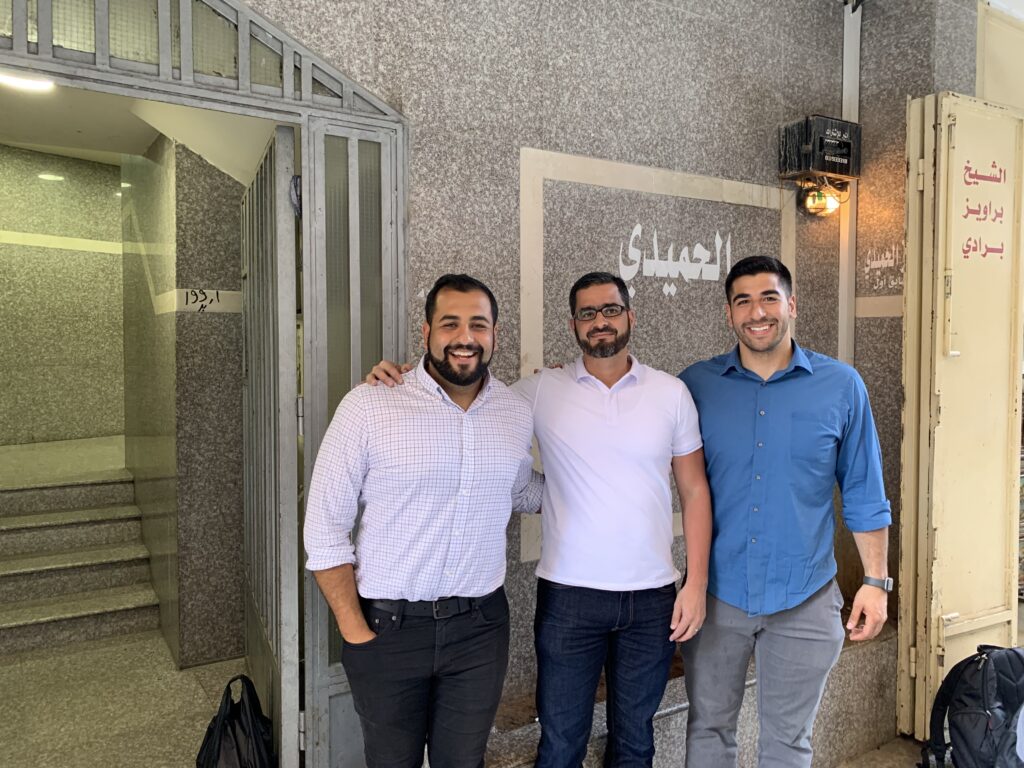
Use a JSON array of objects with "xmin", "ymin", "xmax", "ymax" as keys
[
  {"xmin": 303, "ymin": 389, "xmax": 369, "ymax": 571},
  {"xmin": 836, "ymin": 374, "xmax": 892, "ymax": 532}
]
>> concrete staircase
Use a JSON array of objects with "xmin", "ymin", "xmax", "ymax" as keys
[{"xmin": 0, "ymin": 473, "xmax": 159, "ymax": 655}]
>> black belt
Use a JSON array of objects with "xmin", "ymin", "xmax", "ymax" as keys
[{"xmin": 365, "ymin": 588, "xmax": 500, "ymax": 620}]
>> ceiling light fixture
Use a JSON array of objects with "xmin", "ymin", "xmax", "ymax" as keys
[
  {"xmin": 38, "ymin": 173, "xmax": 64, "ymax": 181},
  {"xmin": 0, "ymin": 71, "xmax": 55, "ymax": 93},
  {"xmin": 121, "ymin": 182, "xmax": 132, "ymax": 188}
]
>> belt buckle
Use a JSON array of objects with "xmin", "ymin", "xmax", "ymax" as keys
[{"xmin": 432, "ymin": 598, "xmax": 452, "ymax": 620}]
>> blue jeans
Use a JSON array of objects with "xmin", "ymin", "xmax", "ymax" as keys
[{"xmin": 534, "ymin": 579, "xmax": 677, "ymax": 768}]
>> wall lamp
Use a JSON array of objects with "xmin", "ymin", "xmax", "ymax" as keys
[
  {"xmin": 798, "ymin": 178, "xmax": 850, "ymax": 217},
  {"xmin": 779, "ymin": 115, "xmax": 861, "ymax": 217}
]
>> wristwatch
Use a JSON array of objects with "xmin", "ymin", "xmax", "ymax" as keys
[{"xmin": 863, "ymin": 576, "xmax": 894, "ymax": 592}]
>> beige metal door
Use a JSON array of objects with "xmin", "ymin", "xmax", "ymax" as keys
[{"xmin": 900, "ymin": 92, "xmax": 1024, "ymax": 738}]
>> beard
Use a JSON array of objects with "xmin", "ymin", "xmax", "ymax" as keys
[
  {"xmin": 427, "ymin": 339, "xmax": 491, "ymax": 387},
  {"xmin": 575, "ymin": 323, "xmax": 631, "ymax": 359}
]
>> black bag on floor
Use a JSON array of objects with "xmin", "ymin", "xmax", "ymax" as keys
[
  {"xmin": 196, "ymin": 674, "xmax": 276, "ymax": 768},
  {"xmin": 920, "ymin": 645, "xmax": 1024, "ymax": 767}
]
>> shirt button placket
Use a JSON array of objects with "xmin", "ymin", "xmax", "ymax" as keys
[
  {"xmin": 748, "ymin": 387, "xmax": 770, "ymax": 614},
  {"xmin": 450, "ymin": 414, "xmax": 474, "ymax": 588}
]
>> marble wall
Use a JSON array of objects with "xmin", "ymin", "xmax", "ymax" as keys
[
  {"xmin": 122, "ymin": 136, "xmax": 245, "ymax": 668},
  {"xmin": 0, "ymin": 144, "xmax": 123, "ymax": 445}
]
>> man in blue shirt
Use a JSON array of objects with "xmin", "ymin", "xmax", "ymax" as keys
[{"xmin": 678, "ymin": 255, "xmax": 891, "ymax": 768}]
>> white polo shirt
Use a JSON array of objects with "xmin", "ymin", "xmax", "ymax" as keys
[{"xmin": 512, "ymin": 356, "xmax": 702, "ymax": 591}]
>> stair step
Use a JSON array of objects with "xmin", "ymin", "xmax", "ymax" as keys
[
  {"xmin": 0, "ymin": 467, "xmax": 132, "ymax": 494},
  {"xmin": 0, "ymin": 583, "xmax": 158, "ymax": 628},
  {"xmin": 0, "ymin": 478, "xmax": 135, "ymax": 517},
  {"xmin": 0, "ymin": 542, "xmax": 151, "ymax": 602},
  {"xmin": 0, "ymin": 584, "xmax": 159, "ymax": 654},
  {"xmin": 0, "ymin": 541, "xmax": 150, "ymax": 578},
  {"xmin": 0, "ymin": 505, "xmax": 141, "ymax": 556}
]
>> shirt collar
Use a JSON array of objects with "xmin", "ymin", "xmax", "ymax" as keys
[
  {"xmin": 573, "ymin": 354, "xmax": 643, "ymax": 386},
  {"xmin": 717, "ymin": 341, "xmax": 814, "ymax": 378},
  {"xmin": 415, "ymin": 355, "xmax": 494, "ymax": 405}
]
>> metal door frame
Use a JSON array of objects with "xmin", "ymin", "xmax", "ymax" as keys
[
  {"xmin": 302, "ymin": 115, "xmax": 406, "ymax": 768},
  {"xmin": 242, "ymin": 124, "xmax": 299, "ymax": 762}
]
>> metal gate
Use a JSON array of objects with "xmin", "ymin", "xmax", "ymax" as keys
[{"xmin": 242, "ymin": 125, "xmax": 300, "ymax": 765}]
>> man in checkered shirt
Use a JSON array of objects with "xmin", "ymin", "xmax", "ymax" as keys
[{"xmin": 304, "ymin": 274, "xmax": 543, "ymax": 768}]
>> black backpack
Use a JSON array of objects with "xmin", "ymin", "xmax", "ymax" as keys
[
  {"xmin": 920, "ymin": 645, "xmax": 1024, "ymax": 767},
  {"xmin": 196, "ymin": 674, "xmax": 276, "ymax": 768}
]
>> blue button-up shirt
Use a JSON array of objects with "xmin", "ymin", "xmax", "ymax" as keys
[{"xmin": 679, "ymin": 342, "xmax": 891, "ymax": 616}]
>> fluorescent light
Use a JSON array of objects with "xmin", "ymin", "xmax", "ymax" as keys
[
  {"xmin": 115, "ymin": 192, "xmax": 122, "ymax": 197},
  {"xmin": 0, "ymin": 71, "xmax": 55, "ymax": 93},
  {"xmin": 38, "ymin": 173, "xmax": 64, "ymax": 181},
  {"xmin": 121, "ymin": 182, "xmax": 132, "ymax": 188}
]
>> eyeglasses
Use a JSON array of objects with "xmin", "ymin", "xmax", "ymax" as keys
[{"xmin": 573, "ymin": 304, "xmax": 627, "ymax": 322}]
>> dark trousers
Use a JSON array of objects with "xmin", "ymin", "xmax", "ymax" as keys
[
  {"xmin": 341, "ymin": 588, "xmax": 511, "ymax": 768},
  {"xmin": 534, "ymin": 579, "xmax": 678, "ymax": 768}
]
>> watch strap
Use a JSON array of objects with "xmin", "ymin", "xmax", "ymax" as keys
[{"xmin": 863, "ymin": 575, "xmax": 893, "ymax": 592}]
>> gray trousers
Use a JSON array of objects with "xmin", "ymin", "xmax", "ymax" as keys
[{"xmin": 680, "ymin": 580, "xmax": 845, "ymax": 768}]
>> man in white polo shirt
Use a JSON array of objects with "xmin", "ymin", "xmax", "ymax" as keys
[
  {"xmin": 368, "ymin": 271, "xmax": 711, "ymax": 767},
  {"xmin": 518, "ymin": 272, "xmax": 711, "ymax": 767}
]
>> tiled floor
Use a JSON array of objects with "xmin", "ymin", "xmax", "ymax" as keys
[
  {"xmin": 0, "ymin": 630, "xmax": 245, "ymax": 767},
  {"xmin": 0, "ymin": 435, "xmax": 127, "ymax": 490}
]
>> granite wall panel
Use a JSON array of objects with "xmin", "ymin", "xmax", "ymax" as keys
[
  {"xmin": 0, "ymin": 145, "xmax": 123, "ymax": 445},
  {"xmin": 123, "ymin": 137, "xmax": 245, "ymax": 668},
  {"xmin": 542, "ymin": 181, "xmax": 780, "ymax": 374},
  {"xmin": 246, "ymin": 0, "xmax": 846, "ymax": 386},
  {"xmin": 122, "ymin": 135, "xmax": 180, "ymax": 662},
  {"xmin": 173, "ymin": 144, "xmax": 245, "ymax": 667},
  {"xmin": 0, "ymin": 143, "xmax": 122, "ymax": 241},
  {"xmin": 854, "ymin": 316, "xmax": 905, "ymax": 599},
  {"xmin": 176, "ymin": 313, "xmax": 244, "ymax": 666}
]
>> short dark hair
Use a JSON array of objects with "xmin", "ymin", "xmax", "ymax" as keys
[
  {"xmin": 424, "ymin": 274, "xmax": 499, "ymax": 324},
  {"xmin": 724, "ymin": 256, "xmax": 792, "ymax": 301},
  {"xmin": 569, "ymin": 272, "xmax": 630, "ymax": 315}
]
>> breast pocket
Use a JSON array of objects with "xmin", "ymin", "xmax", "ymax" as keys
[{"xmin": 789, "ymin": 411, "xmax": 840, "ymax": 471}]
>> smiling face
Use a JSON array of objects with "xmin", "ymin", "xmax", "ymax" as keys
[
  {"xmin": 570, "ymin": 282, "xmax": 635, "ymax": 359},
  {"xmin": 725, "ymin": 272, "xmax": 797, "ymax": 355},
  {"xmin": 422, "ymin": 288, "xmax": 496, "ymax": 388}
]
